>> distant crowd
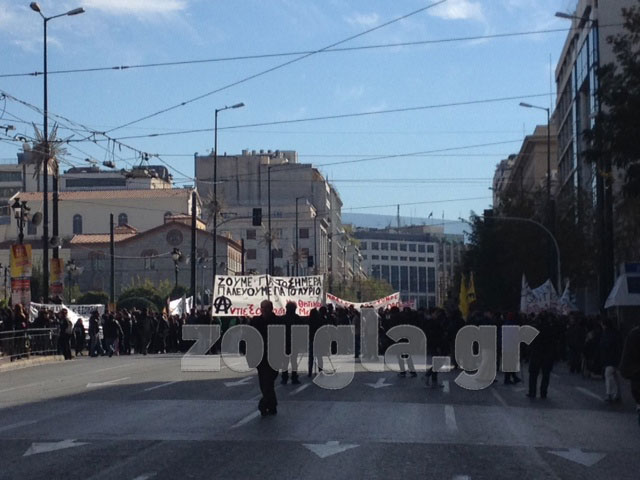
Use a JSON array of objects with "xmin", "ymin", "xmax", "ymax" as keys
[{"xmin": 1, "ymin": 302, "xmax": 639, "ymax": 424}]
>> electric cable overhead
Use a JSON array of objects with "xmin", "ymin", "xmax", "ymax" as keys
[
  {"xmin": 103, "ymin": 1, "xmax": 447, "ymax": 134},
  {"xmin": 0, "ymin": 23, "xmax": 622, "ymax": 80}
]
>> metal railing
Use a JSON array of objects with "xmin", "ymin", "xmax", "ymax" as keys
[{"xmin": 0, "ymin": 328, "xmax": 59, "ymax": 360}]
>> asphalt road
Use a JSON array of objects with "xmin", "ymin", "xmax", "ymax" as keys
[{"xmin": 0, "ymin": 354, "xmax": 638, "ymax": 480}]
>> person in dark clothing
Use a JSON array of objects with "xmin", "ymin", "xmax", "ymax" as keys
[
  {"xmin": 251, "ymin": 300, "xmax": 279, "ymax": 416},
  {"xmin": 281, "ymin": 302, "xmax": 302, "ymax": 385},
  {"xmin": 57, "ymin": 309, "xmax": 73, "ymax": 360},
  {"xmin": 600, "ymin": 318, "xmax": 623, "ymax": 402},
  {"xmin": 139, "ymin": 309, "xmax": 154, "ymax": 355},
  {"xmin": 308, "ymin": 308, "xmax": 325, "ymax": 376},
  {"xmin": 619, "ymin": 326, "xmax": 640, "ymax": 426},
  {"xmin": 566, "ymin": 316, "xmax": 586, "ymax": 374},
  {"xmin": 527, "ymin": 314, "xmax": 556, "ymax": 399},
  {"xmin": 88, "ymin": 311, "xmax": 103, "ymax": 357},
  {"xmin": 73, "ymin": 318, "xmax": 85, "ymax": 356},
  {"xmin": 103, "ymin": 314, "xmax": 123, "ymax": 357},
  {"xmin": 120, "ymin": 311, "xmax": 132, "ymax": 355}
]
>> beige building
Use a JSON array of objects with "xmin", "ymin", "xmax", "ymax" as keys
[
  {"xmin": 195, "ymin": 149, "xmax": 346, "ymax": 279},
  {"xmin": 5, "ymin": 189, "xmax": 199, "ymax": 244},
  {"xmin": 69, "ymin": 218, "xmax": 242, "ymax": 298}
]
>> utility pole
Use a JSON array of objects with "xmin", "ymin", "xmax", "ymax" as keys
[
  {"xmin": 109, "ymin": 213, "xmax": 115, "ymax": 305},
  {"xmin": 190, "ymin": 190, "xmax": 196, "ymax": 300}
]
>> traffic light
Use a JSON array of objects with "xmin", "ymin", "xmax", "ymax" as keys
[{"xmin": 252, "ymin": 208, "xmax": 262, "ymax": 226}]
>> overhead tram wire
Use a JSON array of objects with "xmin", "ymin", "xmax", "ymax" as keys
[
  {"xmin": 103, "ymin": 93, "xmax": 551, "ymax": 141},
  {"xmin": 103, "ymin": 1, "xmax": 447, "ymax": 134},
  {"xmin": 0, "ymin": 24, "xmax": 623, "ymax": 80}
]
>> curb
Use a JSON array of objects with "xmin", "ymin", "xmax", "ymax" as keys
[{"xmin": 0, "ymin": 355, "xmax": 65, "ymax": 373}]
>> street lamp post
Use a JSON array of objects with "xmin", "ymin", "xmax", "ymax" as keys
[
  {"xmin": 65, "ymin": 259, "xmax": 77, "ymax": 303},
  {"xmin": 172, "ymin": 248, "xmax": 182, "ymax": 288},
  {"xmin": 295, "ymin": 196, "xmax": 305, "ymax": 276},
  {"xmin": 12, "ymin": 198, "xmax": 30, "ymax": 245},
  {"xmin": 212, "ymin": 102, "xmax": 244, "ymax": 288},
  {"xmin": 30, "ymin": 2, "xmax": 85, "ymax": 301}
]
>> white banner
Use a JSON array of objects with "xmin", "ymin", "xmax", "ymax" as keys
[
  {"xmin": 168, "ymin": 296, "xmax": 193, "ymax": 316},
  {"xmin": 212, "ymin": 275, "xmax": 324, "ymax": 317},
  {"xmin": 29, "ymin": 302, "xmax": 105, "ymax": 329},
  {"xmin": 326, "ymin": 292, "xmax": 401, "ymax": 312},
  {"xmin": 520, "ymin": 276, "xmax": 576, "ymax": 314}
]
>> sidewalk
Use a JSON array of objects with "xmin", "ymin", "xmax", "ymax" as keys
[{"xmin": 0, "ymin": 355, "xmax": 65, "ymax": 373}]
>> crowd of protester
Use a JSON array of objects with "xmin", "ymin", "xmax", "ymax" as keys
[{"xmin": 1, "ymin": 301, "xmax": 638, "ymax": 424}]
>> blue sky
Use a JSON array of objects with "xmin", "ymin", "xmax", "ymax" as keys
[{"xmin": 0, "ymin": 0, "xmax": 579, "ymax": 222}]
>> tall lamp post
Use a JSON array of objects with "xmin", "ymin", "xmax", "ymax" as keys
[
  {"xmin": 30, "ymin": 2, "xmax": 85, "ymax": 301},
  {"xmin": 172, "ymin": 248, "xmax": 182, "ymax": 288},
  {"xmin": 65, "ymin": 259, "xmax": 77, "ymax": 303},
  {"xmin": 212, "ymin": 102, "xmax": 244, "ymax": 288},
  {"xmin": 295, "ymin": 196, "xmax": 305, "ymax": 276},
  {"xmin": 519, "ymin": 101, "xmax": 558, "ymax": 289},
  {"xmin": 12, "ymin": 198, "xmax": 30, "ymax": 245}
]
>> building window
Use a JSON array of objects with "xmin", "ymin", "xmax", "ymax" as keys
[
  {"xmin": 141, "ymin": 249, "xmax": 158, "ymax": 270},
  {"xmin": 390, "ymin": 243, "xmax": 398, "ymax": 251},
  {"xmin": 400, "ymin": 266, "xmax": 409, "ymax": 292},
  {"xmin": 372, "ymin": 264, "xmax": 380, "ymax": 279},
  {"xmin": 427, "ymin": 245, "xmax": 434, "ymax": 253},
  {"xmin": 409, "ymin": 257, "xmax": 416, "ymax": 262},
  {"xmin": 400, "ymin": 256, "xmax": 407, "ymax": 261},
  {"xmin": 89, "ymin": 252, "xmax": 105, "ymax": 272},
  {"xmin": 418, "ymin": 245, "xmax": 426, "ymax": 253},
  {"xmin": 371, "ymin": 242, "xmax": 379, "ymax": 250},
  {"xmin": 372, "ymin": 255, "xmax": 379, "ymax": 260},
  {"xmin": 410, "ymin": 266, "xmax": 418, "ymax": 293},
  {"xmin": 391, "ymin": 256, "xmax": 398, "ymax": 261},
  {"xmin": 73, "ymin": 214, "xmax": 83, "ymax": 234},
  {"xmin": 381, "ymin": 255, "xmax": 388, "ymax": 260},
  {"xmin": 246, "ymin": 229, "xmax": 256, "ymax": 240},
  {"xmin": 408, "ymin": 244, "xmax": 417, "ymax": 252},
  {"xmin": 381, "ymin": 242, "xmax": 389, "ymax": 250},
  {"xmin": 391, "ymin": 266, "xmax": 399, "ymax": 290},
  {"xmin": 428, "ymin": 257, "xmax": 435, "ymax": 263},
  {"xmin": 382, "ymin": 265, "xmax": 390, "ymax": 283},
  {"xmin": 361, "ymin": 242, "xmax": 367, "ymax": 250},
  {"xmin": 273, "ymin": 249, "xmax": 283, "ymax": 259},
  {"xmin": 399, "ymin": 244, "xmax": 407, "ymax": 251},
  {"xmin": 118, "ymin": 213, "xmax": 128, "ymax": 226},
  {"xmin": 299, "ymin": 228, "xmax": 309, "ymax": 239},
  {"xmin": 362, "ymin": 255, "xmax": 367, "ymax": 260},
  {"xmin": 246, "ymin": 249, "xmax": 257, "ymax": 260}
]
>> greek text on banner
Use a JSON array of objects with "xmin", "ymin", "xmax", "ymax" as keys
[{"xmin": 212, "ymin": 275, "xmax": 323, "ymax": 317}]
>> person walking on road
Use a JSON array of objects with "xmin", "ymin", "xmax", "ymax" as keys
[
  {"xmin": 600, "ymin": 318, "xmax": 622, "ymax": 403},
  {"xmin": 251, "ymin": 300, "xmax": 279, "ymax": 416},
  {"xmin": 620, "ymin": 325, "xmax": 640, "ymax": 426},
  {"xmin": 73, "ymin": 318, "xmax": 85, "ymax": 357},
  {"xmin": 58, "ymin": 309, "xmax": 73, "ymax": 360},
  {"xmin": 527, "ymin": 313, "xmax": 556, "ymax": 399},
  {"xmin": 281, "ymin": 302, "xmax": 301, "ymax": 385}
]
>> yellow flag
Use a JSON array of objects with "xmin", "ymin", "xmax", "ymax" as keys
[
  {"xmin": 467, "ymin": 272, "xmax": 477, "ymax": 306},
  {"xmin": 459, "ymin": 273, "xmax": 469, "ymax": 320}
]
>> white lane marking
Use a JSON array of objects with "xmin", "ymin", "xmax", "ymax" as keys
[
  {"xmin": 0, "ymin": 362, "xmax": 138, "ymax": 394},
  {"xmin": 365, "ymin": 377, "xmax": 392, "ymax": 389},
  {"xmin": 491, "ymin": 388, "xmax": 508, "ymax": 407},
  {"xmin": 445, "ymin": 405, "xmax": 458, "ymax": 433},
  {"xmin": 0, "ymin": 382, "xmax": 43, "ymax": 394},
  {"xmin": 443, "ymin": 380, "xmax": 450, "ymax": 394},
  {"xmin": 142, "ymin": 381, "xmax": 178, "ymax": 392},
  {"xmin": 575, "ymin": 386, "xmax": 603, "ymax": 402},
  {"xmin": 230, "ymin": 410, "xmax": 261, "ymax": 429},
  {"xmin": 453, "ymin": 476, "xmax": 471, "ymax": 480},
  {"xmin": 290, "ymin": 383, "xmax": 310, "ymax": 396},
  {"xmin": 548, "ymin": 448, "xmax": 606, "ymax": 467},
  {"xmin": 303, "ymin": 440, "xmax": 359, "ymax": 458},
  {"xmin": 23, "ymin": 439, "xmax": 88, "ymax": 457},
  {"xmin": 132, "ymin": 474, "xmax": 157, "ymax": 480},
  {"xmin": 224, "ymin": 377, "xmax": 252, "ymax": 387},
  {"xmin": 0, "ymin": 420, "xmax": 37, "ymax": 432},
  {"xmin": 86, "ymin": 377, "xmax": 130, "ymax": 388}
]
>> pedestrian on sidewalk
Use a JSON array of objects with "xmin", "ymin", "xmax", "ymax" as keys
[
  {"xmin": 600, "ymin": 318, "xmax": 622, "ymax": 403},
  {"xmin": 58, "ymin": 309, "xmax": 73, "ymax": 360},
  {"xmin": 619, "ymin": 325, "xmax": 640, "ymax": 426}
]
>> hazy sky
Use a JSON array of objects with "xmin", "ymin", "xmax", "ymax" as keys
[{"xmin": 0, "ymin": 0, "xmax": 580, "ymax": 222}]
